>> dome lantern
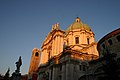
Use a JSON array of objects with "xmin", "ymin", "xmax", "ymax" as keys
[
  {"xmin": 75, "ymin": 17, "xmax": 81, "ymax": 22},
  {"xmin": 66, "ymin": 17, "xmax": 91, "ymax": 33}
]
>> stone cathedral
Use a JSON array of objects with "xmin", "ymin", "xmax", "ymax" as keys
[{"xmin": 28, "ymin": 17, "xmax": 99, "ymax": 80}]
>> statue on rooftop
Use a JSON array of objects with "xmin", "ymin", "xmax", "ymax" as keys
[
  {"xmin": 11, "ymin": 56, "xmax": 22, "ymax": 80},
  {"xmin": 52, "ymin": 23, "xmax": 60, "ymax": 30},
  {"xmin": 15, "ymin": 56, "xmax": 22, "ymax": 73}
]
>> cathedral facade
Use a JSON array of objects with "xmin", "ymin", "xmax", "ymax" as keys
[{"xmin": 28, "ymin": 17, "xmax": 99, "ymax": 80}]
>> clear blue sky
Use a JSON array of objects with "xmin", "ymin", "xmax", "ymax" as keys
[{"xmin": 0, "ymin": 0, "xmax": 120, "ymax": 75}]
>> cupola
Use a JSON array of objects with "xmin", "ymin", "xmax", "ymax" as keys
[{"xmin": 66, "ymin": 17, "xmax": 91, "ymax": 33}]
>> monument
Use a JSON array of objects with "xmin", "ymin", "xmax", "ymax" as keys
[{"xmin": 11, "ymin": 56, "xmax": 22, "ymax": 80}]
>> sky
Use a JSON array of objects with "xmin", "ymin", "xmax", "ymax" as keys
[{"xmin": 0, "ymin": 0, "xmax": 120, "ymax": 76}]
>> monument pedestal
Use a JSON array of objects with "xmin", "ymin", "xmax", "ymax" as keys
[
  {"xmin": 11, "ymin": 72, "xmax": 21, "ymax": 80},
  {"xmin": 12, "ymin": 72, "xmax": 21, "ymax": 80}
]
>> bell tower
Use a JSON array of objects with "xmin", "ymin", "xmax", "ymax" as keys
[{"xmin": 28, "ymin": 48, "xmax": 40, "ymax": 77}]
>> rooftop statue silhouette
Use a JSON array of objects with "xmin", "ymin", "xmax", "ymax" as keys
[
  {"xmin": 15, "ymin": 56, "xmax": 22, "ymax": 73},
  {"xmin": 11, "ymin": 56, "xmax": 22, "ymax": 80}
]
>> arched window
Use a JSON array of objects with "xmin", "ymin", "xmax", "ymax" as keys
[
  {"xmin": 102, "ymin": 44, "xmax": 105, "ymax": 49},
  {"xmin": 117, "ymin": 58, "xmax": 120, "ymax": 65},
  {"xmin": 75, "ymin": 37, "xmax": 79, "ymax": 44},
  {"xmin": 116, "ymin": 35, "xmax": 120, "ymax": 42},
  {"xmin": 81, "ymin": 62, "xmax": 87, "ymax": 71},
  {"xmin": 60, "ymin": 65, "xmax": 62, "ymax": 71},
  {"xmin": 87, "ymin": 38, "xmax": 90, "ymax": 44},
  {"xmin": 79, "ymin": 65, "xmax": 82, "ymax": 71},
  {"xmin": 108, "ymin": 39, "xmax": 113, "ymax": 45},
  {"xmin": 35, "ymin": 52, "xmax": 39, "ymax": 57},
  {"xmin": 83, "ymin": 65, "xmax": 86, "ymax": 71}
]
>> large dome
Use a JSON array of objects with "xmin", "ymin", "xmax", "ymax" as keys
[{"xmin": 66, "ymin": 17, "xmax": 91, "ymax": 33}]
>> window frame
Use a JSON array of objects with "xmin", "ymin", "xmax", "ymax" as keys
[
  {"xmin": 87, "ymin": 38, "xmax": 90, "ymax": 44},
  {"xmin": 75, "ymin": 37, "xmax": 79, "ymax": 44},
  {"xmin": 108, "ymin": 39, "xmax": 113, "ymax": 45},
  {"xmin": 35, "ymin": 52, "xmax": 39, "ymax": 57},
  {"xmin": 116, "ymin": 35, "xmax": 120, "ymax": 42}
]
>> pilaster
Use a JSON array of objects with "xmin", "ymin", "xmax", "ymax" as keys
[
  {"xmin": 49, "ymin": 69, "xmax": 51, "ymax": 80},
  {"xmin": 62, "ymin": 64, "xmax": 66, "ymax": 80},
  {"xmin": 66, "ymin": 63, "xmax": 74, "ymax": 80},
  {"xmin": 52, "ymin": 67, "xmax": 56, "ymax": 80}
]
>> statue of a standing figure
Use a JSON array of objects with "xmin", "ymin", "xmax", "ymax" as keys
[
  {"xmin": 11, "ymin": 56, "xmax": 22, "ymax": 80},
  {"xmin": 15, "ymin": 56, "xmax": 22, "ymax": 73}
]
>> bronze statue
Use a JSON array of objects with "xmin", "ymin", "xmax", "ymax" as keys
[
  {"xmin": 11, "ymin": 56, "xmax": 22, "ymax": 80},
  {"xmin": 15, "ymin": 56, "xmax": 22, "ymax": 72}
]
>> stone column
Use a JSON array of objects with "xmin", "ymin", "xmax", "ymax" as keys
[
  {"xmin": 56, "ymin": 36, "xmax": 58, "ymax": 55},
  {"xmin": 76, "ymin": 65, "xmax": 79, "ymax": 79},
  {"xmin": 66, "ymin": 63, "xmax": 69, "ymax": 80},
  {"xmin": 56, "ymin": 36, "xmax": 58, "ymax": 54},
  {"xmin": 45, "ymin": 49, "xmax": 48, "ymax": 62},
  {"xmin": 49, "ymin": 69, "xmax": 51, "ymax": 80},
  {"xmin": 60, "ymin": 36, "xmax": 62, "ymax": 52},
  {"xmin": 60, "ymin": 36, "xmax": 62, "ymax": 53},
  {"xmin": 52, "ymin": 39, "xmax": 54, "ymax": 57},
  {"xmin": 66, "ymin": 63, "xmax": 73, "ymax": 80},
  {"xmin": 70, "ymin": 63, "xmax": 74, "ymax": 80},
  {"xmin": 82, "ymin": 32, "xmax": 85, "ymax": 44},
  {"xmin": 54, "ymin": 37, "xmax": 57, "ymax": 55},
  {"xmin": 55, "ymin": 67, "xmax": 58, "ymax": 80},
  {"xmin": 52, "ymin": 67, "xmax": 56, "ymax": 80},
  {"xmin": 41, "ymin": 50, "xmax": 45, "ymax": 64},
  {"xmin": 58, "ymin": 36, "xmax": 60, "ymax": 53},
  {"xmin": 60, "ymin": 37, "xmax": 63, "ymax": 53},
  {"xmin": 62, "ymin": 64, "xmax": 66, "ymax": 80}
]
